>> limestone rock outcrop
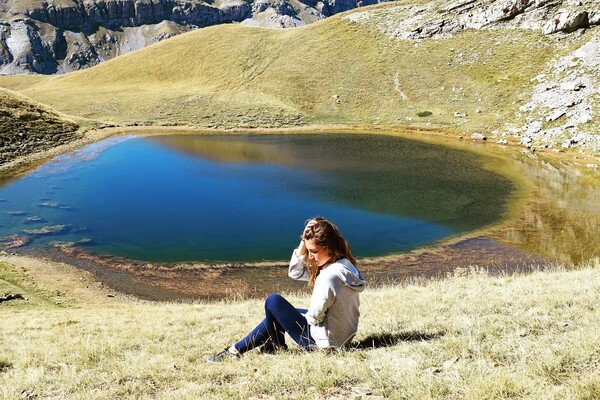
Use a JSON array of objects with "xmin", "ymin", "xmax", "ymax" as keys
[{"xmin": 345, "ymin": 0, "xmax": 599, "ymax": 40}]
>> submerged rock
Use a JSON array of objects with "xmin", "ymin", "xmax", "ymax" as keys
[
  {"xmin": 25, "ymin": 216, "xmax": 45, "ymax": 223},
  {"xmin": 3, "ymin": 210, "xmax": 26, "ymax": 216},
  {"xmin": 23, "ymin": 224, "xmax": 70, "ymax": 236},
  {"xmin": 0, "ymin": 234, "xmax": 30, "ymax": 249},
  {"xmin": 49, "ymin": 238, "xmax": 93, "ymax": 248},
  {"xmin": 37, "ymin": 201, "xmax": 59, "ymax": 208},
  {"xmin": 37, "ymin": 202, "xmax": 73, "ymax": 210}
]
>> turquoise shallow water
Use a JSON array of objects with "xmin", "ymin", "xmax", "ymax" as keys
[{"xmin": 0, "ymin": 133, "xmax": 513, "ymax": 262}]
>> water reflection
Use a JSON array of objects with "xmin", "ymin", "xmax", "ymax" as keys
[
  {"xmin": 150, "ymin": 134, "xmax": 514, "ymax": 232},
  {"xmin": 495, "ymin": 153, "xmax": 600, "ymax": 264}
]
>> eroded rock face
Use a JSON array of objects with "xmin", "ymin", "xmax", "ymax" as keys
[
  {"xmin": 0, "ymin": 0, "xmax": 382, "ymax": 74},
  {"xmin": 344, "ymin": 0, "xmax": 599, "ymax": 40}
]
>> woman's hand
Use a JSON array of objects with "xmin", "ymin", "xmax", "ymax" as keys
[
  {"xmin": 302, "ymin": 219, "xmax": 318, "ymax": 238},
  {"xmin": 298, "ymin": 219, "xmax": 318, "ymax": 254}
]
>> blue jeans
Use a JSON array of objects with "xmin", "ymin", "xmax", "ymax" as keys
[{"xmin": 234, "ymin": 293, "xmax": 316, "ymax": 353}]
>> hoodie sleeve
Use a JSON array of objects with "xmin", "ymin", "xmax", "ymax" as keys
[
  {"xmin": 305, "ymin": 270, "xmax": 336, "ymax": 326},
  {"xmin": 288, "ymin": 248, "xmax": 309, "ymax": 281}
]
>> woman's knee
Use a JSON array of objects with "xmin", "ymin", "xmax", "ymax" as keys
[{"xmin": 265, "ymin": 293, "xmax": 286, "ymax": 311}]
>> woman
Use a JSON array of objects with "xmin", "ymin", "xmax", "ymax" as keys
[{"xmin": 208, "ymin": 217, "xmax": 366, "ymax": 363}]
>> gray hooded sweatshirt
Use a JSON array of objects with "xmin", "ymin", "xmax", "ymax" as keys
[{"xmin": 289, "ymin": 249, "xmax": 366, "ymax": 349}]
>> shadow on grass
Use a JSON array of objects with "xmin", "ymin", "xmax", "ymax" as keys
[
  {"xmin": 0, "ymin": 359, "xmax": 13, "ymax": 372},
  {"xmin": 352, "ymin": 331, "xmax": 445, "ymax": 350}
]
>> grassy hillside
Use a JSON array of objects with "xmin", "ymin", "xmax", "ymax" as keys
[
  {"xmin": 1, "ymin": 256, "xmax": 600, "ymax": 399},
  {"xmin": 0, "ymin": 3, "xmax": 589, "ymax": 134},
  {"xmin": 0, "ymin": 88, "xmax": 80, "ymax": 164}
]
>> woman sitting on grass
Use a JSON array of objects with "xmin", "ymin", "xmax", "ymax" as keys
[{"xmin": 208, "ymin": 217, "xmax": 366, "ymax": 363}]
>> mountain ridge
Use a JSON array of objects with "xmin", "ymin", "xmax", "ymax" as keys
[{"xmin": 0, "ymin": 0, "xmax": 384, "ymax": 74}]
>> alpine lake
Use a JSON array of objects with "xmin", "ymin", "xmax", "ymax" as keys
[{"xmin": 1, "ymin": 132, "xmax": 599, "ymax": 300}]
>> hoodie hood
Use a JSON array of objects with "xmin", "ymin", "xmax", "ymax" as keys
[{"xmin": 333, "ymin": 258, "xmax": 366, "ymax": 292}]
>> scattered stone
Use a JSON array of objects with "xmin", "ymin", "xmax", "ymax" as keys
[
  {"xmin": 442, "ymin": 356, "xmax": 460, "ymax": 369},
  {"xmin": 0, "ymin": 293, "xmax": 25, "ymax": 303},
  {"xmin": 333, "ymin": 94, "xmax": 340, "ymax": 104},
  {"xmin": 454, "ymin": 112, "xmax": 467, "ymax": 118},
  {"xmin": 521, "ymin": 136, "xmax": 533, "ymax": 145},
  {"xmin": 426, "ymin": 366, "xmax": 443, "ymax": 374},
  {"xmin": 471, "ymin": 133, "xmax": 486, "ymax": 141},
  {"xmin": 525, "ymin": 121, "xmax": 542, "ymax": 135},
  {"xmin": 587, "ymin": 163, "xmax": 599, "ymax": 168},
  {"xmin": 546, "ymin": 110, "xmax": 566, "ymax": 122},
  {"xmin": 498, "ymin": 138, "xmax": 508, "ymax": 145},
  {"xmin": 560, "ymin": 81, "xmax": 586, "ymax": 91},
  {"xmin": 543, "ymin": 11, "xmax": 591, "ymax": 34},
  {"xmin": 570, "ymin": 134, "xmax": 585, "ymax": 144},
  {"xmin": 578, "ymin": 109, "xmax": 592, "ymax": 124},
  {"xmin": 23, "ymin": 224, "xmax": 70, "ymax": 236}
]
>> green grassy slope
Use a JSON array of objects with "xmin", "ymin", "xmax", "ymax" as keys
[
  {"xmin": 0, "ymin": 4, "xmax": 582, "ymax": 132},
  {"xmin": 0, "ymin": 88, "xmax": 80, "ymax": 164}
]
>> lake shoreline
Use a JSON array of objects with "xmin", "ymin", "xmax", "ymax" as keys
[
  {"xmin": 1, "ymin": 124, "xmax": 597, "ymax": 301},
  {"xmin": 5, "ymin": 229, "xmax": 553, "ymax": 302}
]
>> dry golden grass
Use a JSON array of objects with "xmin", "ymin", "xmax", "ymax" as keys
[
  {"xmin": 2, "ymin": 256, "xmax": 600, "ymax": 399},
  {"xmin": 0, "ymin": 88, "xmax": 81, "ymax": 163},
  {"xmin": 0, "ymin": 8, "xmax": 583, "ymax": 135}
]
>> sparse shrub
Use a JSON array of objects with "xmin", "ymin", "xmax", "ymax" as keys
[{"xmin": 416, "ymin": 111, "xmax": 433, "ymax": 117}]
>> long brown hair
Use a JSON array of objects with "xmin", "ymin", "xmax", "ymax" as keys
[{"xmin": 302, "ymin": 217, "xmax": 356, "ymax": 286}]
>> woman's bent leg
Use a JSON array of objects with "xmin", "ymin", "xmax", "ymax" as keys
[
  {"xmin": 234, "ymin": 293, "xmax": 314, "ymax": 354},
  {"xmin": 264, "ymin": 293, "xmax": 314, "ymax": 349}
]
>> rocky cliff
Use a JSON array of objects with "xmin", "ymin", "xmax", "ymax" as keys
[
  {"xmin": 0, "ymin": 0, "xmax": 382, "ymax": 74},
  {"xmin": 345, "ymin": 0, "xmax": 599, "ymax": 39}
]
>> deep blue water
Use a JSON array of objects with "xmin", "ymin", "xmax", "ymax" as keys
[{"xmin": 0, "ymin": 134, "xmax": 513, "ymax": 262}]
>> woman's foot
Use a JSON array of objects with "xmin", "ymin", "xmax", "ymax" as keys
[{"xmin": 207, "ymin": 348, "xmax": 240, "ymax": 364}]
